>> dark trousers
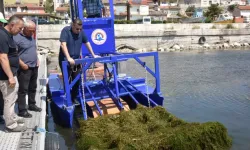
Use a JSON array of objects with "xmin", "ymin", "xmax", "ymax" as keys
[
  {"xmin": 59, "ymin": 59, "xmax": 81, "ymax": 100},
  {"xmin": 17, "ymin": 67, "xmax": 38, "ymax": 112},
  {"xmin": 87, "ymin": 13, "xmax": 102, "ymax": 18},
  {"xmin": 0, "ymin": 92, "xmax": 3, "ymax": 115}
]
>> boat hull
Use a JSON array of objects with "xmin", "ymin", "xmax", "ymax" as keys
[{"xmin": 48, "ymin": 73, "xmax": 164, "ymax": 128}]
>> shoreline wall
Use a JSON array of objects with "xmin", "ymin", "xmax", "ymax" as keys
[{"xmin": 37, "ymin": 23, "xmax": 250, "ymax": 53}]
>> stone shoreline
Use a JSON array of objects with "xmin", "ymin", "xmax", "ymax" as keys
[{"xmin": 117, "ymin": 42, "xmax": 250, "ymax": 53}]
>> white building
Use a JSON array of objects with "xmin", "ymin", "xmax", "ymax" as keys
[
  {"xmin": 201, "ymin": 0, "xmax": 220, "ymax": 7},
  {"xmin": 114, "ymin": 0, "xmax": 149, "ymax": 20},
  {"xmin": 239, "ymin": 6, "xmax": 250, "ymax": 17},
  {"xmin": 53, "ymin": 0, "xmax": 69, "ymax": 12},
  {"xmin": 221, "ymin": 0, "xmax": 246, "ymax": 6}
]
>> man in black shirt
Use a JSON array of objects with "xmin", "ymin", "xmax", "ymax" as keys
[
  {"xmin": 0, "ymin": 12, "xmax": 7, "ymax": 124},
  {"xmin": 59, "ymin": 18, "xmax": 98, "ymax": 105},
  {"xmin": 0, "ymin": 16, "xmax": 27, "ymax": 132}
]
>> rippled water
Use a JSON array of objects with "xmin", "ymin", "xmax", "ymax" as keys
[{"xmin": 47, "ymin": 50, "xmax": 250, "ymax": 150}]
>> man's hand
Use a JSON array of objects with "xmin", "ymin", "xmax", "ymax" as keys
[
  {"xmin": 67, "ymin": 57, "xmax": 75, "ymax": 66},
  {"xmin": 37, "ymin": 59, "xmax": 40, "ymax": 67},
  {"xmin": 8, "ymin": 77, "xmax": 16, "ymax": 88},
  {"xmin": 93, "ymin": 55, "xmax": 100, "ymax": 58},
  {"xmin": 21, "ymin": 63, "xmax": 29, "ymax": 70}
]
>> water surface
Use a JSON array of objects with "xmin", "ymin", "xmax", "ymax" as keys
[{"xmin": 48, "ymin": 50, "xmax": 250, "ymax": 150}]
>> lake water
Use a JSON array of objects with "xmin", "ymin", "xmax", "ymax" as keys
[{"xmin": 47, "ymin": 50, "xmax": 250, "ymax": 150}]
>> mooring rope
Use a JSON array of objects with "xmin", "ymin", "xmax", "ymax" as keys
[
  {"xmin": 91, "ymin": 63, "xmax": 97, "ymax": 80},
  {"xmin": 144, "ymin": 64, "xmax": 150, "ymax": 108},
  {"xmin": 81, "ymin": 64, "xmax": 88, "ymax": 119}
]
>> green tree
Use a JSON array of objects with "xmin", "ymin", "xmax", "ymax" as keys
[
  {"xmin": 204, "ymin": 4, "xmax": 223, "ymax": 20},
  {"xmin": 45, "ymin": 0, "xmax": 54, "ymax": 14},
  {"xmin": 227, "ymin": 4, "xmax": 237, "ymax": 12},
  {"xmin": 185, "ymin": 5, "xmax": 195, "ymax": 17},
  {"xmin": 185, "ymin": 6, "xmax": 195, "ymax": 13}
]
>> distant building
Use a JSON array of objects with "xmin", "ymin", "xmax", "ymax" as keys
[
  {"xmin": 56, "ymin": 6, "xmax": 69, "ymax": 19},
  {"xmin": 113, "ymin": 0, "xmax": 127, "ymax": 20},
  {"xmin": 4, "ymin": 3, "xmax": 45, "ymax": 19},
  {"xmin": 178, "ymin": 0, "xmax": 201, "ymax": 9},
  {"xmin": 113, "ymin": 0, "xmax": 150, "ymax": 20},
  {"xmin": 238, "ymin": 5, "xmax": 250, "ymax": 17},
  {"xmin": 221, "ymin": 0, "xmax": 246, "ymax": 6},
  {"xmin": 159, "ymin": 5, "xmax": 181, "ymax": 21},
  {"xmin": 201, "ymin": 0, "xmax": 220, "ymax": 7},
  {"xmin": 4, "ymin": 0, "xmax": 43, "ymax": 6},
  {"xmin": 54, "ymin": 0, "xmax": 69, "ymax": 12},
  {"xmin": 160, "ymin": 6, "xmax": 180, "ymax": 16},
  {"xmin": 129, "ymin": 0, "xmax": 149, "ymax": 20},
  {"xmin": 238, "ymin": 5, "xmax": 250, "ymax": 22},
  {"xmin": 149, "ymin": 10, "xmax": 168, "ymax": 21}
]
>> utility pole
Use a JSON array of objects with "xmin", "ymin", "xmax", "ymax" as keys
[
  {"xmin": 126, "ymin": 0, "xmax": 130, "ymax": 21},
  {"xmin": 0, "ymin": 0, "xmax": 5, "ymax": 17}
]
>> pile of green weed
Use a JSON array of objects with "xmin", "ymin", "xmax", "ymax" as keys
[{"xmin": 76, "ymin": 105, "xmax": 232, "ymax": 150}]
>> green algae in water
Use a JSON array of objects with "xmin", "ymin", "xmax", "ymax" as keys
[{"xmin": 76, "ymin": 105, "xmax": 232, "ymax": 150}]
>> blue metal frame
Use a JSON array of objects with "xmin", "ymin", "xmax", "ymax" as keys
[
  {"xmin": 49, "ymin": 0, "xmax": 164, "ymax": 127},
  {"xmin": 62, "ymin": 52, "xmax": 162, "ymax": 120},
  {"xmin": 70, "ymin": 0, "xmax": 116, "ymax": 56}
]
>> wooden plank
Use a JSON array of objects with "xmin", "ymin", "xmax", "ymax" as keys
[{"xmin": 88, "ymin": 98, "xmax": 130, "ymax": 118}]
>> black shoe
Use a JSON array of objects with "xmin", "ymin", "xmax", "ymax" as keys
[
  {"xmin": 29, "ymin": 105, "xmax": 42, "ymax": 112},
  {"xmin": 18, "ymin": 111, "xmax": 32, "ymax": 118}
]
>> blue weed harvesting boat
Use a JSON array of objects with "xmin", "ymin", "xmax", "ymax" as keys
[{"xmin": 48, "ymin": 0, "xmax": 164, "ymax": 128}]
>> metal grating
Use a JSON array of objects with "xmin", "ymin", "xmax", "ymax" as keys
[
  {"xmin": 0, "ymin": 132, "xmax": 20, "ymax": 150},
  {"xmin": 0, "ymin": 54, "xmax": 47, "ymax": 150},
  {"xmin": 17, "ymin": 130, "xmax": 35, "ymax": 149}
]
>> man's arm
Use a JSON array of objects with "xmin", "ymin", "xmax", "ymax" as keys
[
  {"xmin": 0, "ymin": 36, "xmax": 14, "ymax": 80},
  {"xmin": 60, "ymin": 28, "xmax": 75, "ymax": 65},
  {"xmin": 102, "ymin": 7, "xmax": 106, "ymax": 17},
  {"xmin": 14, "ymin": 35, "xmax": 29, "ymax": 70},
  {"xmin": 35, "ymin": 38, "xmax": 40, "ymax": 67},
  {"xmin": 60, "ymin": 42, "xmax": 75, "ymax": 65},
  {"xmin": 60, "ymin": 42, "xmax": 71, "ymax": 60},
  {"xmin": 37, "ymin": 51, "xmax": 39, "ymax": 67},
  {"xmin": 0, "ymin": 53, "xmax": 14, "ymax": 79},
  {"xmin": 100, "ymin": 0, "xmax": 106, "ymax": 17},
  {"xmin": 84, "ymin": 42, "xmax": 96, "ymax": 57}
]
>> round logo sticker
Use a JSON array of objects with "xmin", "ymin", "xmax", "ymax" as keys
[{"xmin": 91, "ymin": 29, "xmax": 107, "ymax": 45}]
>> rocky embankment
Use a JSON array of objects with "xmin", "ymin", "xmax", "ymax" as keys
[{"xmin": 117, "ymin": 42, "xmax": 250, "ymax": 53}]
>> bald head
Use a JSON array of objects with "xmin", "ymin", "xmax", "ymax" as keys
[
  {"xmin": 24, "ymin": 20, "xmax": 36, "ymax": 28},
  {"xmin": 23, "ymin": 20, "xmax": 36, "ymax": 37}
]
